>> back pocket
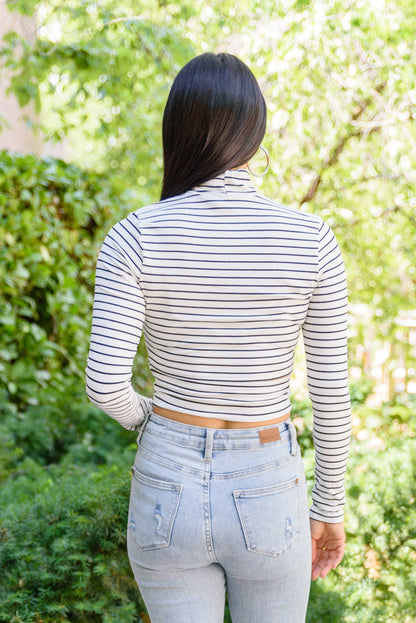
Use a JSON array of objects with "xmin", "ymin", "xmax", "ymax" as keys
[
  {"xmin": 233, "ymin": 477, "xmax": 299, "ymax": 557},
  {"xmin": 128, "ymin": 466, "xmax": 183, "ymax": 551}
]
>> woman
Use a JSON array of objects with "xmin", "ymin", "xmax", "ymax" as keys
[{"xmin": 86, "ymin": 52, "xmax": 351, "ymax": 622}]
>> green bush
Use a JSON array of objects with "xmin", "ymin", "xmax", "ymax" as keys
[
  {"xmin": 0, "ymin": 381, "xmax": 137, "ymax": 480},
  {"xmin": 1, "ymin": 151, "xmax": 416, "ymax": 622},
  {"xmin": 0, "ymin": 458, "xmax": 146, "ymax": 623},
  {"xmin": 0, "ymin": 148, "xmax": 153, "ymax": 474},
  {"xmin": 0, "ymin": 150, "xmax": 137, "ymax": 412},
  {"xmin": 1, "ymin": 395, "xmax": 415, "ymax": 622},
  {"xmin": 349, "ymin": 376, "xmax": 375, "ymax": 408},
  {"xmin": 0, "ymin": 151, "xmax": 152, "ymax": 622}
]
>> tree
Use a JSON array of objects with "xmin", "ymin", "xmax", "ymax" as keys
[{"xmin": 2, "ymin": 0, "xmax": 415, "ymax": 333}]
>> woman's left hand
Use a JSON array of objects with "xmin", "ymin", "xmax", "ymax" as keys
[{"xmin": 310, "ymin": 519, "xmax": 345, "ymax": 580}]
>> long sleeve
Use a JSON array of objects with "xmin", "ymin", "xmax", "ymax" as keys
[
  {"xmin": 85, "ymin": 219, "xmax": 152, "ymax": 430},
  {"xmin": 302, "ymin": 219, "xmax": 351, "ymax": 523}
]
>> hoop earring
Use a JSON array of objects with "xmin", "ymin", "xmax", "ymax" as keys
[{"xmin": 247, "ymin": 145, "xmax": 270, "ymax": 177}]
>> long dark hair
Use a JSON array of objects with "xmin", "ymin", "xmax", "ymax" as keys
[{"xmin": 160, "ymin": 53, "xmax": 267, "ymax": 200}]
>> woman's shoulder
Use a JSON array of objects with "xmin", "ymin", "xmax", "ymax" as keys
[
  {"xmin": 256, "ymin": 193, "xmax": 325, "ymax": 230},
  {"xmin": 126, "ymin": 191, "xmax": 197, "ymax": 223}
]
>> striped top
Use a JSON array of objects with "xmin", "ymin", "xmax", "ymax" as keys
[{"xmin": 86, "ymin": 168, "xmax": 351, "ymax": 522}]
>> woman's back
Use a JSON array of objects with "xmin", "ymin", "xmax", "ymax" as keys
[{"xmin": 88, "ymin": 169, "xmax": 346, "ymax": 418}]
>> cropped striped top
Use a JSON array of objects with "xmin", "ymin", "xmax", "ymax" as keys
[{"xmin": 86, "ymin": 168, "xmax": 351, "ymax": 522}]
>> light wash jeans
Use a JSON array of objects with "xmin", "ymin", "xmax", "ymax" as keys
[{"xmin": 127, "ymin": 412, "xmax": 311, "ymax": 623}]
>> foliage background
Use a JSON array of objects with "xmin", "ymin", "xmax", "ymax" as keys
[{"xmin": 1, "ymin": 0, "xmax": 416, "ymax": 621}]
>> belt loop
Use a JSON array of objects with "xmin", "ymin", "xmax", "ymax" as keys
[
  {"xmin": 136, "ymin": 409, "xmax": 151, "ymax": 445},
  {"xmin": 204, "ymin": 429, "xmax": 214, "ymax": 461},
  {"xmin": 289, "ymin": 422, "xmax": 297, "ymax": 456}
]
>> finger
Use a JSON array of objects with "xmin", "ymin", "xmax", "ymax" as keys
[
  {"xmin": 312, "ymin": 546, "xmax": 344, "ymax": 580},
  {"xmin": 311, "ymin": 549, "xmax": 328, "ymax": 580},
  {"xmin": 329, "ymin": 545, "xmax": 345, "ymax": 570},
  {"xmin": 312, "ymin": 548, "xmax": 333, "ymax": 580},
  {"xmin": 311, "ymin": 537, "xmax": 317, "ymax": 563}
]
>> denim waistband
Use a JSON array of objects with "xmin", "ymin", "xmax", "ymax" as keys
[{"xmin": 141, "ymin": 411, "xmax": 297, "ymax": 457}]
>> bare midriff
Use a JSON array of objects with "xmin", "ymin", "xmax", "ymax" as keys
[{"xmin": 153, "ymin": 406, "xmax": 290, "ymax": 429}]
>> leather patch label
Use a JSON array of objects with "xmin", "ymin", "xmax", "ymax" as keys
[{"xmin": 258, "ymin": 427, "xmax": 281, "ymax": 444}]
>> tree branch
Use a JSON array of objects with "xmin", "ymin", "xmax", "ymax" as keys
[
  {"xmin": 103, "ymin": 15, "xmax": 146, "ymax": 26},
  {"xmin": 299, "ymin": 81, "xmax": 386, "ymax": 207},
  {"xmin": 382, "ymin": 204, "xmax": 416, "ymax": 229}
]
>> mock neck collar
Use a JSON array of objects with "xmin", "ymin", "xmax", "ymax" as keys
[{"xmin": 193, "ymin": 168, "xmax": 257, "ymax": 194}]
